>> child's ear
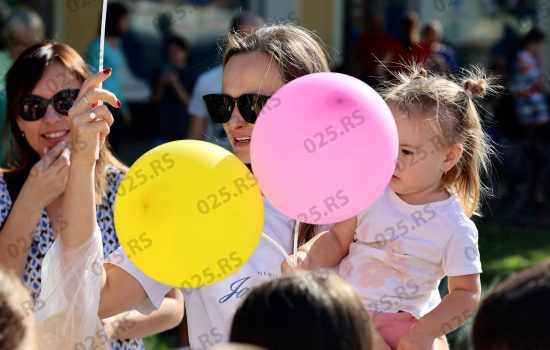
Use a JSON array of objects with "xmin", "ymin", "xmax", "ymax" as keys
[{"xmin": 443, "ymin": 143, "xmax": 464, "ymax": 172}]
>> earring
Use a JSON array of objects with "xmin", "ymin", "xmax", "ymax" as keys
[{"xmin": 21, "ymin": 131, "xmax": 25, "ymax": 138}]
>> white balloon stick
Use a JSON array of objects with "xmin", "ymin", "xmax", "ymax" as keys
[
  {"xmin": 292, "ymin": 220, "xmax": 299, "ymax": 269},
  {"xmin": 96, "ymin": 0, "xmax": 108, "ymax": 160}
]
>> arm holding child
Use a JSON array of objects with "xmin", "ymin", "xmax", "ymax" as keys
[{"xmin": 281, "ymin": 217, "xmax": 357, "ymax": 273}]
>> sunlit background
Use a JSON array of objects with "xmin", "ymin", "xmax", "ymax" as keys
[{"xmin": 1, "ymin": 1, "xmax": 549, "ymax": 349}]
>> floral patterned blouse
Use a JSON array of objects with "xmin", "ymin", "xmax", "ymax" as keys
[{"xmin": 0, "ymin": 166, "xmax": 144, "ymax": 350}]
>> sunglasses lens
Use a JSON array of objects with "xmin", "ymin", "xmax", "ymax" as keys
[
  {"xmin": 18, "ymin": 89, "xmax": 80, "ymax": 121},
  {"xmin": 204, "ymin": 94, "xmax": 233, "ymax": 123},
  {"xmin": 53, "ymin": 89, "xmax": 79, "ymax": 115},
  {"xmin": 238, "ymin": 95, "xmax": 269, "ymax": 124},
  {"xmin": 19, "ymin": 97, "xmax": 47, "ymax": 121}
]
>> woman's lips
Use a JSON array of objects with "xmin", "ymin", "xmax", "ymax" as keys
[
  {"xmin": 42, "ymin": 130, "xmax": 70, "ymax": 147},
  {"xmin": 233, "ymin": 136, "xmax": 251, "ymax": 147}
]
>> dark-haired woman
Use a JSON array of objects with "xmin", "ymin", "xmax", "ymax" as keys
[{"xmin": 0, "ymin": 42, "xmax": 183, "ymax": 350}]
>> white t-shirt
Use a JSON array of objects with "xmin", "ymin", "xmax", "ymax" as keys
[
  {"xmin": 109, "ymin": 197, "xmax": 293, "ymax": 350},
  {"xmin": 339, "ymin": 187, "xmax": 482, "ymax": 319},
  {"xmin": 188, "ymin": 64, "xmax": 228, "ymax": 149}
]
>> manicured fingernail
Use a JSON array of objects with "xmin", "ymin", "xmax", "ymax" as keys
[
  {"xmin": 116, "ymin": 99, "xmax": 121, "ymax": 108},
  {"xmin": 103, "ymin": 68, "xmax": 112, "ymax": 75}
]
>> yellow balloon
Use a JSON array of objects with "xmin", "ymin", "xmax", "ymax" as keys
[{"xmin": 114, "ymin": 140, "xmax": 264, "ymax": 288}]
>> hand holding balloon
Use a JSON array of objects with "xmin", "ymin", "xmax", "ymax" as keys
[
  {"xmin": 281, "ymin": 250, "xmax": 308, "ymax": 274},
  {"xmin": 68, "ymin": 69, "xmax": 120, "ymax": 163}
]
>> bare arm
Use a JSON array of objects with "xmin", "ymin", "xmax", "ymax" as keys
[
  {"xmin": 282, "ymin": 217, "xmax": 357, "ymax": 273},
  {"xmin": 154, "ymin": 74, "xmax": 166, "ymax": 103},
  {"xmin": 103, "ymin": 288, "xmax": 184, "ymax": 339},
  {"xmin": 398, "ymin": 274, "xmax": 481, "ymax": 350},
  {"xmin": 62, "ymin": 70, "xmax": 118, "ymax": 248},
  {"xmin": 0, "ymin": 192, "xmax": 46, "ymax": 276},
  {"xmin": 98, "ymin": 263, "xmax": 148, "ymax": 318},
  {"xmin": 62, "ymin": 159, "xmax": 96, "ymax": 248},
  {"xmin": 63, "ymin": 70, "xmax": 151, "ymax": 319},
  {"xmin": 171, "ymin": 80, "xmax": 191, "ymax": 107}
]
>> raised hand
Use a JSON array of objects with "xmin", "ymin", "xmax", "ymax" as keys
[
  {"xmin": 67, "ymin": 68, "xmax": 120, "ymax": 164},
  {"xmin": 25, "ymin": 141, "xmax": 70, "ymax": 209}
]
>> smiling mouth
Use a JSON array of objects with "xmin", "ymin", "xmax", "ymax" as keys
[
  {"xmin": 43, "ymin": 130, "xmax": 69, "ymax": 139},
  {"xmin": 234, "ymin": 136, "xmax": 251, "ymax": 144}
]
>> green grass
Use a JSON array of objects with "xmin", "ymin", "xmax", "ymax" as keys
[
  {"xmin": 478, "ymin": 222, "xmax": 550, "ymax": 277},
  {"xmin": 143, "ymin": 331, "xmax": 179, "ymax": 349},
  {"xmin": 444, "ymin": 221, "xmax": 550, "ymax": 349},
  {"xmin": 143, "ymin": 221, "xmax": 550, "ymax": 349}
]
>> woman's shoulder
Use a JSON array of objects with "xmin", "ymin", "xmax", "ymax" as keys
[
  {"xmin": 98, "ymin": 165, "xmax": 126, "ymax": 209},
  {"xmin": 105, "ymin": 165, "xmax": 126, "ymax": 187},
  {"xmin": 0, "ymin": 173, "xmax": 11, "ymax": 222},
  {"xmin": 0, "ymin": 171, "xmax": 12, "ymax": 194},
  {"xmin": 0, "ymin": 172, "xmax": 7, "ymax": 193}
]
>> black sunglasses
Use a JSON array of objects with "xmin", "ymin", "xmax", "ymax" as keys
[
  {"xmin": 17, "ymin": 88, "xmax": 80, "ymax": 121},
  {"xmin": 203, "ymin": 93, "xmax": 271, "ymax": 124}
]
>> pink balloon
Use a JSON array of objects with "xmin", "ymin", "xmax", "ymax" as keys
[{"xmin": 250, "ymin": 72, "xmax": 398, "ymax": 224}]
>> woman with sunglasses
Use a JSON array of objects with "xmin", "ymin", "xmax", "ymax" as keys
[
  {"xmin": 0, "ymin": 42, "xmax": 183, "ymax": 349},
  {"xmin": 43, "ymin": 24, "xmax": 332, "ymax": 349}
]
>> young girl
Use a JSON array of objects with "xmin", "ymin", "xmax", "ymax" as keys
[{"xmin": 285, "ymin": 67, "xmax": 495, "ymax": 350}]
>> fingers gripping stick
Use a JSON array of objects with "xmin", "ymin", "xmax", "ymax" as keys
[{"xmin": 95, "ymin": 0, "xmax": 108, "ymax": 160}]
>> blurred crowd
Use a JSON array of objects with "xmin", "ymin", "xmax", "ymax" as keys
[
  {"xmin": 347, "ymin": 11, "xmax": 550, "ymax": 220},
  {"xmin": 0, "ymin": 5, "xmax": 548, "ymax": 220}
]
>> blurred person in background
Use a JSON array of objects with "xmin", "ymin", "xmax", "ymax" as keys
[
  {"xmin": 0, "ymin": 7, "xmax": 44, "ymax": 86},
  {"xmin": 351, "ymin": 13, "xmax": 394, "ymax": 88},
  {"xmin": 420, "ymin": 20, "xmax": 458, "ymax": 73},
  {"xmin": 381, "ymin": 11, "xmax": 426, "ymax": 76},
  {"xmin": 510, "ymin": 28, "xmax": 550, "ymax": 213},
  {"xmin": 86, "ymin": 2, "xmax": 132, "ymax": 154},
  {"xmin": 186, "ymin": 11, "xmax": 263, "ymax": 148},
  {"xmin": 512, "ymin": 28, "xmax": 548, "ymax": 126},
  {"xmin": 152, "ymin": 35, "xmax": 196, "ymax": 146},
  {"xmin": 0, "ymin": 7, "xmax": 44, "ymax": 168}
]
